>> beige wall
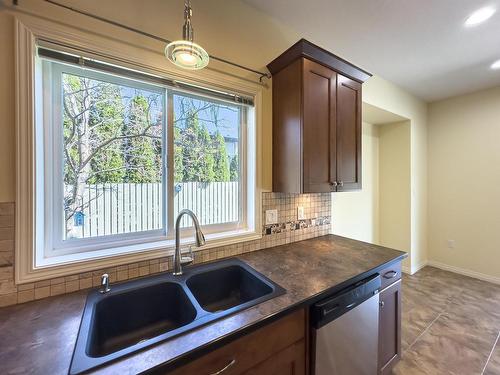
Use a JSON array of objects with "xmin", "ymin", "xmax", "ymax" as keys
[
  {"xmin": 363, "ymin": 76, "xmax": 428, "ymax": 273},
  {"xmin": 379, "ymin": 121, "xmax": 411, "ymax": 257},
  {"xmin": 428, "ymin": 86, "xmax": 500, "ymax": 281},
  {"xmin": 0, "ymin": 10, "xmax": 15, "ymax": 201},
  {"xmin": 333, "ymin": 120, "xmax": 411, "ymax": 273},
  {"xmin": 332, "ymin": 122, "xmax": 380, "ymax": 243}
]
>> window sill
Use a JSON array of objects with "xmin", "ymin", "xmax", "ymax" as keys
[{"xmin": 20, "ymin": 229, "xmax": 262, "ymax": 284}]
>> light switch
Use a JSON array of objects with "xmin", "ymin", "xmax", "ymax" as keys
[
  {"xmin": 265, "ymin": 209, "xmax": 278, "ymax": 225},
  {"xmin": 297, "ymin": 206, "xmax": 305, "ymax": 220}
]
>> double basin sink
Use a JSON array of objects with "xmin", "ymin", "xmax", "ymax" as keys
[{"xmin": 70, "ymin": 258, "xmax": 285, "ymax": 374}]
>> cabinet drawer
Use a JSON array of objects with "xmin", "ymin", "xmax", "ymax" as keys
[
  {"xmin": 166, "ymin": 309, "xmax": 305, "ymax": 375},
  {"xmin": 379, "ymin": 261, "xmax": 401, "ymax": 290}
]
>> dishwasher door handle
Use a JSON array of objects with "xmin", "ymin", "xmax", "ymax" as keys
[{"xmin": 345, "ymin": 302, "xmax": 357, "ymax": 309}]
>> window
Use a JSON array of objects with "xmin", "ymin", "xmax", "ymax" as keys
[{"xmin": 36, "ymin": 47, "xmax": 252, "ymax": 259}]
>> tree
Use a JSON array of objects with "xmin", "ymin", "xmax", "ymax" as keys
[
  {"xmin": 230, "ymin": 155, "xmax": 239, "ymax": 181},
  {"xmin": 123, "ymin": 95, "xmax": 160, "ymax": 183},
  {"xmin": 175, "ymin": 109, "xmax": 219, "ymax": 182},
  {"xmin": 173, "ymin": 126, "xmax": 185, "ymax": 183},
  {"xmin": 213, "ymin": 132, "xmax": 230, "ymax": 181},
  {"xmin": 87, "ymin": 79, "xmax": 126, "ymax": 184},
  {"xmin": 62, "ymin": 73, "xmax": 162, "ymax": 238}
]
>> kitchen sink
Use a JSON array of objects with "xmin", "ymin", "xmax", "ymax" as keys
[
  {"xmin": 70, "ymin": 259, "xmax": 285, "ymax": 375},
  {"xmin": 187, "ymin": 264, "xmax": 274, "ymax": 312},
  {"xmin": 87, "ymin": 282, "xmax": 197, "ymax": 357}
]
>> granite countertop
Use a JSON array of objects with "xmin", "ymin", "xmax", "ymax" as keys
[{"xmin": 0, "ymin": 235, "xmax": 406, "ymax": 375}]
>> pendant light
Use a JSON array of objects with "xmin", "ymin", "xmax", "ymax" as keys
[{"xmin": 165, "ymin": 0, "xmax": 209, "ymax": 70}]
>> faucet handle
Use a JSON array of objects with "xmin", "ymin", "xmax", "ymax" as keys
[
  {"xmin": 180, "ymin": 246, "xmax": 194, "ymax": 266},
  {"xmin": 100, "ymin": 273, "xmax": 111, "ymax": 294}
]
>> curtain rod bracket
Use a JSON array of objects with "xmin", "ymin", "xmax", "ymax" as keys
[{"xmin": 259, "ymin": 73, "xmax": 271, "ymax": 83}]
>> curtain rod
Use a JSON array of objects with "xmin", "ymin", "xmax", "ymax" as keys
[{"xmin": 12, "ymin": 0, "xmax": 272, "ymax": 82}]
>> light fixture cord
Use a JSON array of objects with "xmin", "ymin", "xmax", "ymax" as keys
[{"xmin": 182, "ymin": 0, "xmax": 194, "ymax": 42}]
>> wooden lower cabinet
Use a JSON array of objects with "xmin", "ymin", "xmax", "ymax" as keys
[
  {"xmin": 243, "ymin": 340, "xmax": 305, "ymax": 375},
  {"xmin": 378, "ymin": 278, "xmax": 402, "ymax": 374},
  {"xmin": 166, "ymin": 308, "xmax": 306, "ymax": 375}
]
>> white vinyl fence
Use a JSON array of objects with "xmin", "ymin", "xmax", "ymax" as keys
[{"xmin": 68, "ymin": 182, "xmax": 239, "ymax": 238}]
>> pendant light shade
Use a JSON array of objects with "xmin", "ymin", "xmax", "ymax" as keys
[{"xmin": 166, "ymin": 0, "xmax": 209, "ymax": 70}]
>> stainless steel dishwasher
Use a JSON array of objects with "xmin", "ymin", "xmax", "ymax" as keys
[{"xmin": 311, "ymin": 274, "xmax": 381, "ymax": 375}]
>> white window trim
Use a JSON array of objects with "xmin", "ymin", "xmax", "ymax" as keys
[{"xmin": 15, "ymin": 16, "xmax": 264, "ymax": 284}]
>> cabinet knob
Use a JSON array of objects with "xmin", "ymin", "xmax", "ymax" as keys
[
  {"xmin": 330, "ymin": 181, "xmax": 338, "ymax": 187},
  {"xmin": 338, "ymin": 181, "xmax": 344, "ymax": 187}
]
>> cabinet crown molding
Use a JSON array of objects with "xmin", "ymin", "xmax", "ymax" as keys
[{"xmin": 267, "ymin": 38, "xmax": 372, "ymax": 83}]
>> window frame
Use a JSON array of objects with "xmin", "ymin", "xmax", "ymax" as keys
[
  {"xmin": 42, "ymin": 55, "xmax": 250, "ymax": 257},
  {"xmin": 15, "ymin": 16, "xmax": 263, "ymax": 284}
]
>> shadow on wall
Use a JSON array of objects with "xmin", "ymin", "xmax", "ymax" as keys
[{"xmin": 332, "ymin": 103, "xmax": 411, "ymax": 270}]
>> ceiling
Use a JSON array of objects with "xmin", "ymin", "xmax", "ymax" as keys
[
  {"xmin": 244, "ymin": 0, "xmax": 500, "ymax": 102},
  {"xmin": 362, "ymin": 103, "xmax": 407, "ymax": 125}
]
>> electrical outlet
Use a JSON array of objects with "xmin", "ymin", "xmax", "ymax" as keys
[
  {"xmin": 297, "ymin": 206, "xmax": 305, "ymax": 220},
  {"xmin": 447, "ymin": 239, "xmax": 455, "ymax": 249},
  {"xmin": 265, "ymin": 209, "xmax": 278, "ymax": 225}
]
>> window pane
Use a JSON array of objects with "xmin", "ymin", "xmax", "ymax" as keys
[
  {"xmin": 61, "ymin": 71, "xmax": 164, "ymax": 239},
  {"xmin": 173, "ymin": 93, "xmax": 241, "ymax": 228}
]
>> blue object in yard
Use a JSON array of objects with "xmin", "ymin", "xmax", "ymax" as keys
[
  {"xmin": 175, "ymin": 184, "xmax": 182, "ymax": 193},
  {"xmin": 74, "ymin": 211, "xmax": 85, "ymax": 226}
]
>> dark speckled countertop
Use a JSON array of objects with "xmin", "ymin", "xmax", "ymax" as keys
[{"xmin": 0, "ymin": 235, "xmax": 406, "ymax": 375}]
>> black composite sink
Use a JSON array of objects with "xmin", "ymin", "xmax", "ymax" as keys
[
  {"xmin": 87, "ymin": 282, "xmax": 197, "ymax": 357},
  {"xmin": 70, "ymin": 258, "xmax": 285, "ymax": 374},
  {"xmin": 187, "ymin": 265, "xmax": 274, "ymax": 312}
]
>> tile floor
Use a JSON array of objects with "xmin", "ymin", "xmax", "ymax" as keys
[{"xmin": 394, "ymin": 266, "xmax": 500, "ymax": 375}]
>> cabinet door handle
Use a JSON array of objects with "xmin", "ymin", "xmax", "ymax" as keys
[
  {"xmin": 338, "ymin": 181, "xmax": 344, "ymax": 187},
  {"xmin": 379, "ymin": 301, "xmax": 385, "ymax": 309},
  {"xmin": 210, "ymin": 359, "xmax": 236, "ymax": 375},
  {"xmin": 330, "ymin": 181, "xmax": 338, "ymax": 187},
  {"xmin": 383, "ymin": 270, "xmax": 398, "ymax": 279}
]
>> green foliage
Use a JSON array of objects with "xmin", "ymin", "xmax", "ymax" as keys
[
  {"xmin": 230, "ymin": 155, "xmax": 239, "ymax": 182},
  {"xmin": 123, "ymin": 95, "xmax": 160, "ymax": 183},
  {"xmin": 88, "ymin": 80, "xmax": 125, "ymax": 183},
  {"xmin": 213, "ymin": 132, "xmax": 230, "ymax": 182},
  {"xmin": 174, "ymin": 112, "xmax": 233, "ymax": 183}
]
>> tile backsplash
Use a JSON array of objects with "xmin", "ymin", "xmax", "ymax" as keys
[{"xmin": 0, "ymin": 192, "xmax": 331, "ymax": 307}]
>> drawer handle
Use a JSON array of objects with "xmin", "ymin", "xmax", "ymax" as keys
[
  {"xmin": 383, "ymin": 270, "xmax": 398, "ymax": 279},
  {"xmin": 210, "ymin": 359, "xmax": 236, "ymax": 375}
]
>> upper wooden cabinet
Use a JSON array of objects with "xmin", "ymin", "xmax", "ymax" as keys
[{"xmin": 268, "ymin": 39, "xmax": 370, "ymax": 193}]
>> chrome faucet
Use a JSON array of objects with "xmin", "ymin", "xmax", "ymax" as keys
[
  {"xmin": 100, "ymin": 273, "xmax": 111, "ymax": 294},
  {"xmin": 173, "ymin": 209, "xmax": 206, "ymax": 276}
]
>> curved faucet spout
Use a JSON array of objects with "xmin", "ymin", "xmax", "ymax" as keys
[{"xmin": 173, "ymin": 209, "xmax": 205, "ymax": 275}]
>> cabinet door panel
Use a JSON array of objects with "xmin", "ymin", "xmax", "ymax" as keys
[
  {"xmin": 243, "ymin": 340, "xmax": 305, "ymax": 375},
  {"xmin": 303, "ymin": 59, "xmax": 337, "ymax": 193},
  {"xmin": 378, "ymin": 280, "xmax": 402, "ymax": 374},
  {"xmin": 165, "ymin": 309, "xmax": 305, "ymax": 375},
  {"xmin": 336, "ymin": 75, "xmax": 361, "ymax": 191}
]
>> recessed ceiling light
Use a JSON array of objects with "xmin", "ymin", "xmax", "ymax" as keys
[
  {"xmin": 491, "ymin": 59, "xmax": 500, "ymax": 70},
  {"xmin": 465, "ymin": 7, "xmax": 496, "ymax": 26}
]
